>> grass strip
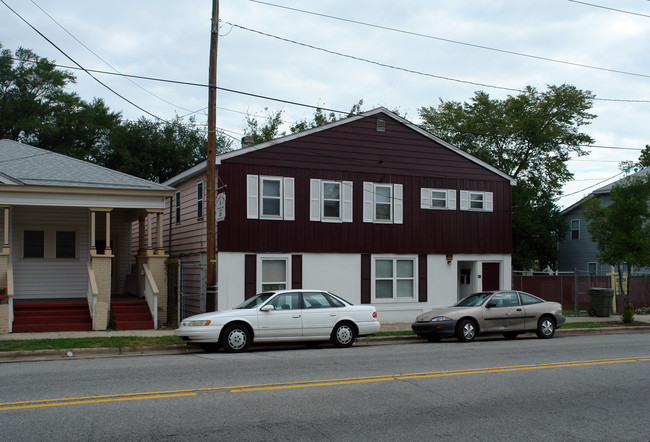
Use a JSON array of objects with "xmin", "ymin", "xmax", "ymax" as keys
[{"xmin": 0, "ymin": 336, "xmax": 184, "ymax": 353}]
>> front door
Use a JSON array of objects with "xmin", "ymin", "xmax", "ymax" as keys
[{"xmin": 256, "ymin": 292, "xmax": 303, "ymax": 338}]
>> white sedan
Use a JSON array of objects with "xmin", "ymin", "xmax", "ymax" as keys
[{"xmin": 176, "ymin": 289, "xmax": 380, "ymax": 352}]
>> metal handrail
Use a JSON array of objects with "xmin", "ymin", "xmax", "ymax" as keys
[{"xmin": 141, "ymin": 263, "xmax": 158, "ymax": 328}]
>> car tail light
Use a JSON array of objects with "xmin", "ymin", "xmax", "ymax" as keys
[{"xmin": 372, "ymin": 311, "xmax": 377, "ymax": 318}]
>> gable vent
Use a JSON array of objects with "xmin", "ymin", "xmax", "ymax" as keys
[{"xmin": 376, "ymin": 118, "xmax": 385, "ymax": 132}]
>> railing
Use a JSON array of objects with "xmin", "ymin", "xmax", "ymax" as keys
[
  {"xmin": 7, "ymin": 262, "xmax": 14, "ymax": 333},
  {"xmin": 141, "ymin": 263, "xmax": 158, "ymax": 328},
  {"xmin": 86, "ymin": 262, "xmax": 98, "ymax": 329}
]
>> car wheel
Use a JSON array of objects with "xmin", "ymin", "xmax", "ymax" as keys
[
  {"xmin": 199, "ymin": 343, "xmax": 221, "ymax": 352},
  {"xmin": 221, "ymin": 324, "xmax": 251, "ymax": 352},
  {"xmin": 536, "ymin": 316, "xmax": 555, "ymax": 339},
  {"xmin": 502, "ymin": 332, "xmax": 519, "ymax": 340},
  {"xmin": 331, "ymin": 322, "xmax": 356, "ymax": 347},
  {"xmin": 456, "ymin": 319, "xmax": 477, "ymax": 342},
  {"xmin": 425, "ymin": 335, "xmax": 441, "ymax": 343}
]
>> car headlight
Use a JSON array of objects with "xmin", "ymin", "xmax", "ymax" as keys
[
  {"xmin": 183, "ymin": 320, "xmax": 211, "ymax": 327},
  {"xmin": 430, "ymin": 316, "xmax": 452, "ymax": 322}
]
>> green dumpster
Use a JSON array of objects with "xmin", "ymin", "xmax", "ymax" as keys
[{"xmin": 588, "ymin": 288, "xmax": 613, "ymax": 317}]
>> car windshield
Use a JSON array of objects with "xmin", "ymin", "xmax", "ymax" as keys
[
  {"xmin": 235, "ymin": 293, "xmax": 275, "ymax": 309},
  {"xmin": 455, "ymin": 292, "xmax": 493, "ymax": 307}
]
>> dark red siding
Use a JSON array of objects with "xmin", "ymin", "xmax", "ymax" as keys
[{"xmin": 217, "ymin": 112, "xmax": 512, "ymax": 255}]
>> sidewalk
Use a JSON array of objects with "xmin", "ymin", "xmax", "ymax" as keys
[{"xmin": 0, "ymin": 314, "xmax": 648, "ymax": 340}]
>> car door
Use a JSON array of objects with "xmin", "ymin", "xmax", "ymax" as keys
[
  {"xmin": 481, "ymin": 292, "xmax": 525, "ymax": 332},
  {"xmin": 256, "ymin": 292, "xmax": 303, "ymax": 339},
  {"xmin": 301, "ymin": 292, "xmax": 340, "ymax": 338}
]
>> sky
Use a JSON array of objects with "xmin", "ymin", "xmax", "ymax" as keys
[{"xmin": 2, "ymin": 0, "xmax": 649, "ymax": 208}]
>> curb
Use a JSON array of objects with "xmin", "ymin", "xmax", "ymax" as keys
[{"xmin": 0, "ymin": 326, "xmax": 648, "ymax": 362}]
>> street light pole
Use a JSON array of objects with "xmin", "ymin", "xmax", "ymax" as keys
[{"xmin": 206, "ymin": 0, "xmax": 219, "ymax": 312}]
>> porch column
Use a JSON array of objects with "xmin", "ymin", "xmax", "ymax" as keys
[
  {"xmin": 138, "ymin": 217, "xmax": 145, "ymax": 254},
  {"xmin": 1, "ymin": 206, "xmax": 9, "ymax": 255},
  {"xmin": 104, "ymin": 211, "xmax": 111, "ymax": 254},
  {"xmin": 90, "ymin": 210, "xmax": 96, "ymax": 255},
  {"xmin": 156, "ymin": 211, "xmax": 164, "ymax": 254},
  {"xmin": 147, "ymin": 212, "xmax": 153, "ymax": 254}
]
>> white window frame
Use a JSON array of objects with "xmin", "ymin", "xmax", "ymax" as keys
[
  {"xmin": 420, "ymin": 188, "xmax": 456, "ymax": 210},
  {"xmin": 571, "ymin": 219, "xmax": 580, "ymax": 240},
  {"xmin": 363, "ymin": 182, "xmax": 403, "ymax": 224},
  {"xmin": 260, "ymin": 176, "xmax": 283, "ymax": 219},
  {"xmin": 309, "ymin": 179, "xmax": 353, "ymax": 223},
  {"xmin": 257, "ymin": 255, "xmax": 292, "ymax": 292},
  {"xmin": 196, "ymin": 181, "xmax": 204, "ymax": 220},
  {"xmin": 22, "ymin": 228, "xmax": 78, "ymax": 260},
  {"xmin": 371, "ymin": 255, "xmax": 417, "ymax": 302},
  {"xmin": 459, "ymin": 190, "xmax": 493, "ymax": 212},
  {"xmin": 175, "ymin": 191, "xmax": 181, "ymax": 224},
  {"xmin": 246, "ymin": 174, "xmax": 295, "ymax": 221}
]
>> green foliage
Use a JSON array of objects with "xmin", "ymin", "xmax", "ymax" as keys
[
  {"xmin": 290, "ymin": 99, "xmax": 364, "ymax": 133},
  {"xmin": 99, "ymin": 116, "xmax": 231, "ymax": 182},
  {"xmin": 419, "ymin": 84, "xmax": 596, "ymax": 270},
  {"xmin": 243, "ymin": 108, "xmax": 285, "ymax": 144},
  {"xmin": 0, "ymin": 44, "xmax": 121, "ymax": 160},
  {"xmin": 0, "ymin": 335, "xmax": 183, "ymax": 352}
]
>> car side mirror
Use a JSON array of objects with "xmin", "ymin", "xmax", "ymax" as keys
[
  {"xmin": 260, "ymin": 305, "xmax": 275, "ymax": 312},
  {"xmin": 486, "ymin": 301, "xmax": 496, "ymax": 308}
]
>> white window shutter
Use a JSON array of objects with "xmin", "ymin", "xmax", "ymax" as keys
[
  {"xmin": 447, "ymin": 189, "xmax": 456, "ymax": 210},
  {"xmin": 246, "ymin": 175, "xmax": 259, "ymax": 219},
  {"xmin": 309, "ymin": 179, "xmax": 321, "ymax": 221},
  {"xmin": 420, "ymin": 188, "xmax": 431, "ymax": 209},
  {"xmin": 363, "ymin": 182, "xmax": 373, "ymax": 223},
  {"xmin": 460, "ymin": 190, "xmax": 469, "ymax": 211},
  {"xmin": 342, "ymin": 181, "xmax": 353, "ymax": 222},
  {"xmin": 393, "ymin": 184, "xmax": 403, "ymax": 224},
  {"xmin": 485, "ymin": 192, "xmax": 493, "ymax": 212},
  {"xmin": 283, "ymin": 177, "xmax": 295, "ymax": 220}
]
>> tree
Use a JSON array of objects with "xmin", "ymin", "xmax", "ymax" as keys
[
  {"xmin": 289, "ymin": 100, "xmax": 364, "ymax": 133},
  {"xmin": 583, "ymin": 174, "xmax": 650, "ymax": 321},
  {"xmin": 243, "ymin": 108, "xmax": 285, "ymax": 145},
  {"xmin": 0, "ymin": 44, "xmax": 121, "ymax": 160},
  {"xmin": 419, "ymin": 84, "xmax": 596, "ymax": 269},
  {"xmin": 99, "ymin": 116, "xmax": 232, "ymax": 182}
]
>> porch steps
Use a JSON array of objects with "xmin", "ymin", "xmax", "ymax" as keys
[
  {"xmin": 112, "ymin": 299, "xmax": 154, "ymax": 330},
  {"xmin": 13, "ymin": 301, "xmax": 92, "ymax": 333}
]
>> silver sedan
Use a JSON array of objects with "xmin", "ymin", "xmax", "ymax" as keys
[{"xmin": 412, "ymin": 291, "xmax": 566, "ymax": 342}]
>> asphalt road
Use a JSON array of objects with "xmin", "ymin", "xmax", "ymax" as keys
[{"xmin": 1, "ymin": 332, "xmax": 649, "ymax": 441}]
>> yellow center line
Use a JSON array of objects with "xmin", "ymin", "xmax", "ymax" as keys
[{"xmin": 2, "ymin": 356, "xmax": 647, "ymax": 410}]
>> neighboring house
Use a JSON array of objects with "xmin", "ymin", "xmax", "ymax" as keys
[
  {"xmin": 0, "ymin": 139, "xmax": 175, "ymax": 333},
  {"xmin": 558, "ymin": 168, "xmax": 650, "ymax": 275},
  {"xmin": 163, "ymin": 108, "xmax": 516, "ymax": 322}
]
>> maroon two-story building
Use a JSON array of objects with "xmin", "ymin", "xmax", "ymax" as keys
[{"xmin": 164, "ymin": 108, "xmax": 515, "ymax": 322}]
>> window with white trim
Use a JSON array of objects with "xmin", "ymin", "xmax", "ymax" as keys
[
  {"xmin": 310, "ymin": 179, "xmax": 353, "ymax": 222},
  {"xmin": 175, "ymin": 191, "xmax": 181, "ymax": 224},
  {"xmin": 23, "ymin": 230, "xmax": 44, "ymax": 258},
  {"xmin": 258, "ymin": 256, "xmax": 291, "ymax": 292},
  {"xmin": 196, "ymin": 181, "xmax": 204, "ymax": 220},
  {"xmin": 247, "ymin": 175, "xmax": 295, "ymax": 221},
  {"xmin": 372, "ymin": 255, "xmax": 417, "ymax": 300},
  {"xmin": 363, "ymin": 182, "xmax": 403, "ymax": 224},
  {"xmin": 421, "ymin": 188, "xmax": 456, "ymax": 210},
  {"xmin": 459, "ymin": 190, "xmax": 493, "ymax": 212},
  {"xmin": 55, "ymin": 231, "xmax": 76, "ymax": 259},
  {"xmin": 23, "ymin": 229, "xmax": 77, "ymax": 259},
  {"xmin": 571, "ymin": 219, "xmax": 580, "ymax": 240}
]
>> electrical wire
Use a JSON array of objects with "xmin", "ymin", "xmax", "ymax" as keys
[
  {"xmin": 567, "ymin": 0, "xmax": 650, "ymax": 18},
  {"xmin": 250, "ymin": 0, "xmax": 650, "ymax": 80},
  {"xmin": 1, "ymin": 0, "xmax": 168, "ymax": 122}
]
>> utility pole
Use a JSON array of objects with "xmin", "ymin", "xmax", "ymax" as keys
[{"xmin": 205, "ymin": 0, "xmax": 219, "ymax": 312}]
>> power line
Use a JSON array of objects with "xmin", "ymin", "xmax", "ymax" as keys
[
  {"xmin": 558, "ymin": 171, "xmax": 625, "ymax": 200},
  {"xmin": 250, "ymin": 0, "xmax": 650, "ymax": 80},
  {"xmin": 1, "ymin": 0, "xmax": 167, "ymax": 122},
  {"xmin": 28, "ymin": 0, "xmax": 195, "ymax": 115},
  {"xmin": 567, "ymin": 0, "xmax": 650, "ymax": 18}
]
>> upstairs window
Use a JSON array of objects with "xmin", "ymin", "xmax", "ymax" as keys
[
  {"xmin": 363, "ymin": 182, "xmax": 403, "ymax": 224},
  {"xmin": 460, "ymin": 190, "xmax": 493, "ymax": 212},
  {"xmin": 571, "ymin": 219, "xmax": 580, "ymax": 240},
  {"xmin": 197, "ymin": 181, "xmax": 204, "ymax": 220},
  {"xmin": 421, "ymin": 188, "xmax": 456, "ymax": 210},
  {"xmin": 247, "ymin": 175, "xmax": 295, "ymax": 221},
  {"xmin": 175, "ymin": 191, "xmax": 181, "ymax": 224},
  {"xmin": 310, "ymin": 179, "xmax": 353, "ymax": 222}
]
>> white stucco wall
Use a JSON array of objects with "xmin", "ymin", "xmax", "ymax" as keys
[{"xmin": 216, "ymin": 252, "xmax": 512, "ymax": 323}]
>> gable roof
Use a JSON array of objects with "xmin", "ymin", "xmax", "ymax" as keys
[
  {"xmin": 0, "ymin": 139, "xmax": 173, "ymax": 192},
  {"xmin": 164, "ymin": 107, "xmax": 516, "ymax": 187}
]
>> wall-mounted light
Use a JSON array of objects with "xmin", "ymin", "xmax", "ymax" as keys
[{"xmin": 446, "ymin": 254, "xmax": 453, "ymax": 265}]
